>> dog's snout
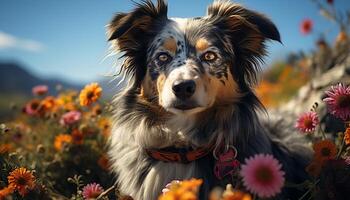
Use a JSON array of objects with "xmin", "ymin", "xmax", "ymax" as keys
[{"xmin": 172, "ymin": 80, "xmax": 196, "ymax": 100}]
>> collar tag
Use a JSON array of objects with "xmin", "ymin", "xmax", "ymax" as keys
[{"xmin": 214, "ymin": 146, "xmax": 240, "ymax": 180}]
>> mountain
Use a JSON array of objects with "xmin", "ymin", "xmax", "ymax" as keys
[{"xmin": 0, "ymin": 62, "xmax": 82, "ymax": 95}]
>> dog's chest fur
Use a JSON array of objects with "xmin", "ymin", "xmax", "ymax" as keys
[{"xmin": 109, "ymin": 114, "xmax": 217, "ymax": 200}]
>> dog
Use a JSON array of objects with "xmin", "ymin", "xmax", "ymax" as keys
[{"xmin": 107, "ymin": 0, "xmax": 312, "ymax": 199}]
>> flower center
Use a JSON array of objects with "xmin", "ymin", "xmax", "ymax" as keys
[
  {"xmin": 321, "ymin": 147, "xmax": 331, "ymax": 157},
  {"xmin": 17, "ymin": 177, "xmax": 27, "ymax": 186},
  {"xmin": 87, "ymin": 91, "xmax": 94, "ymax": 99},
  {"xmin": 336, "ymin": 94, "xmax": 350, "ymax": 109},
  {"xmin": 304, "ymin": 119, "xmax": 313, "ymax": 128},
  {"xmin": 255, "ymin": 166, "xmax": 273, "ymax": 184}
]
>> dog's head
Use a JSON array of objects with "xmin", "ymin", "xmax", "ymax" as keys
[{"xmin": 108, "ymin": 0, "xmax": 280, "ymax": 116}]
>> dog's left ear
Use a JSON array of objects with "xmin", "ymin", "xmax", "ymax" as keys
[{"xmin": 207, "ymin": 1, "xmax": 281, "ymax": 87}]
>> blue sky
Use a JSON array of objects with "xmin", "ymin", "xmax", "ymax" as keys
[{"xmin": 1, "ymin": 0, "xmax": 349, "ymax": 84}]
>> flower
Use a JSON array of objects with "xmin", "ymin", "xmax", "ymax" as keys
[
  {"xmin": 323, "ymin": 83, "xmax": 350, "ymax": 121},
  {"xmin": 295, "ymin": 111, "xmax": 319, "ymax": 133},
  {"xmin": 23, "ymin": 99, "xmax": 41, "ymax": 115},
  {"xmin": 39, "ymin": 96, "xmax": 57, "ymax": 113},
  {"xmin": 0, "ymin": 186, "xmax": 14, "ymax": 199},
  {"xmin": 240, "ymin": 154, "xmax": 285, "ymax": 198},
  {"xmin": 344, "ymin": 128, "xmax": 350, "ymax": 145},
  {"xmin": 313, "ymin": 139, "xmax": 337, "ymax": 161},
  {"xmin": 56, "ymin": 91, "xmax": 78, "ymax": 111},
  {"xmin": 60, "ymin": 111, "xmax": 82, "ymax": 126},
  {"xmin": 222, "ymin": 184, "xmax": 252, "ymax": 200},
  {"xmin": 300, "ymin": 19, "xmax": 313, "ymax": 35},
  {"xmin": 54, "ymin": 134, "xmax": 72, "ymax": 151},
  {"xmin": 71, "ymin": 129, "xmax": 84, "ymax": 145},
  {"xmin": 7, "ymin": 167, "xmax": 35, "ymax": 196},
  {"xmin": 82, "ymin": 183, "xmax": 104, "ymax": 200},
  {"xmin": 79, "ymin": 83, "xmax": 102, "ymax": 106},
  {"xmin": 159, "ymin": 179, "xmax": 202, "ymax": 200},
  {"xmin": 32, "ymin": 85, "xmax": 48, "ymax": 96}
]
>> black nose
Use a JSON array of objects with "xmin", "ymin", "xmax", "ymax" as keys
[{"xmin": 172, "ymin": 80, "xmax": 196, "ymax": 100}]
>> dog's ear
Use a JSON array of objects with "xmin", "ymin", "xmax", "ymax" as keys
[
  {"xmin": 207, "ymin": 1, "xmax": 281, "ymax": 88},
  {"xmin": 107, "ymin": 0, "xmax": 168, "ymax": 88}
]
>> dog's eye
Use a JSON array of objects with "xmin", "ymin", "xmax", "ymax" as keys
[
  {"xmin": 202, "ymin": 51, "xmax": 217, "ymax": 62},
  {"xmin": 157, "ymin": 53, "xmax": 171, "ymax": 63}
]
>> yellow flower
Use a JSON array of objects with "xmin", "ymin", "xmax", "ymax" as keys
[
  {"xmin": 159, "ymin": 179, "xmax": 202, "ymax": 200},
  {"xmin": 222, "ymin": 184, "xmax": 251, "ymax": 200},
  {"xmin": 79, "ymin": 83, "xmax": 102, "ymax": 106},
  {"xmin": 313, "ymin": 139, "xmax": 337, "ymax": 161},
  {"xmin": 54, "ymin": 134, "xmax": 72, "ymax": 151},
  {"xmin": 7, "ymin": 167, "xmax": 35, "ymax": 196},
  {"xmin": 56, "ymin": 91, "xmax": 78, "ymax": 111}
]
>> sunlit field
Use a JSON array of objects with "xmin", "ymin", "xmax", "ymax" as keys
[{"xmin": 1, "ymin": 0, "xmax": 350, "ymax": 200}]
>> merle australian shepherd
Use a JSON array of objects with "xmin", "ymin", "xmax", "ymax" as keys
[{"xmin": 107, "ymin": 0, "xmax": 312, "ymax": 199}]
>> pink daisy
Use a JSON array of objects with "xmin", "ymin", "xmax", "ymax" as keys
[
  {"xmin": 32, "ymin": 85, "xmax": 48, "ymax": 96},
  {"xmin": 295, "ymin": 111, "xmax": 319, "ymax": 133},
  {"xmin": 59, "ymin": 111, "xmax": 82, "ymax": 126},
  {"xmin": 323, "ymin": 83, "xmax": 350, "ymax": 121},
  {"xmin": 240, "ymin": 154, "xmax": 285, "ymax": 198},
  {"xmin": 82, "ymin": 183, "xmax": 104, "ymax": 200}
]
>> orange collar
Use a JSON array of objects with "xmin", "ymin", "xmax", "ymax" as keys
[{"xmin": 145, "ymin": 144, "xmax": 215, "ymax": 164}]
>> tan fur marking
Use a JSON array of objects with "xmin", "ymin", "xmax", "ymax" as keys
[
  {"xmin": 156, "ymin": 74, "xmax": 166, "ymax": 104},
  {"xmin": 195, "ymin": 38, "xmax": 209, "ymax": 52},
  {"xmin": 140, "ymin": 71, "xmax": 153, "ymax": 99},
  {"xmin": 163, "ymin": 38, "xmax": 177, "ymax": 54}
]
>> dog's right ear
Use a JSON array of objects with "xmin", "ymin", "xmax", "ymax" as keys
[
  {"xmin": 107, "ymin": 0, "xmax": 168, "ymax": 88},
  {"xmin": 107, "ymin": 0, "xmax": 167, "ymax": 47}
]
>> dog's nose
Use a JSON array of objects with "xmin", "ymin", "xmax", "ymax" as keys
[{"xmin": 172, "ymin": 80, "xmax": 196, "ymax": 100}]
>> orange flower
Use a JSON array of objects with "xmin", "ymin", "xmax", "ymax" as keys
[
  {"xmin": 79, "ymin": 83, "xmax": 102, "ymax": 106},
  {"xmin": 71, "ymin": 129, "xmax": 84, "ymax": 145},
  {"xmin": 222, "ymin": 185, "xmax": 251, "ymax": 200},
  {"xmin": 56, "ymin": 91, "xmax": 78, "ymax": 111},
  {"xmin": 159, "ymin": 179, "xmax": 202, "ymax": 200},
  {"xmin": 344, "ymin": 128, "xmax": 350, "ymax": 145},
  {"xmin": 39, "ymin": 96, "xmax": 58, "ymax": 113},
  {"xmin": 0, "ymin": 186, "xmax": 14, "ymax": 199},
  {"xmin": 7, "ymin": 167, "xmax": 35, "ymax": 196},
  {"xmin": 54, "ymin": 134, "xmax": 72, "ymax": 151},
  {"xmin": 313, "ymin": 139, "xmax": 337, "ymax": 161},
  {"xmin": 0, "ymin": 143, "xmax": 12, "ymax": 154}
]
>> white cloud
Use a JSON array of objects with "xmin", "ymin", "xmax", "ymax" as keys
[{"xmin": 0, "ymin": 31, "xmax": 45, "ymax": 52}]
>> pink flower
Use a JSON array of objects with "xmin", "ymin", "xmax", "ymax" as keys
[
  {"xmin": 32, "ymin": 85, "xmax": 48, "ymax": 96},
  {"xmin": 24, "ymin": 100, "xmax": 40, "ymax": 116},
  {"xmin": 82, "ymin": 183, "xmax": 104, "ymax": 200},
  {"xmin": 295, "ymin": 111, "xmax": 319, "ymax": 133},
  {"xmin": 59, "ymin": 111, "xmax": 81, "ymax": 126},
  {"xmin": 323, "ymin": 83, "xmax": 350, "ymax": 121},
  {"xmin": 240, "ymin": 154, "xmax": 285, "ymax": 198},
  {"xmin": 300, "ymin": 19, "xmax": 313, "ymax": 35}
]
